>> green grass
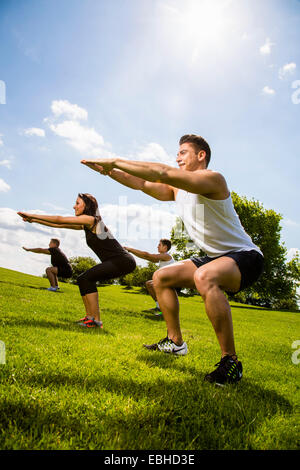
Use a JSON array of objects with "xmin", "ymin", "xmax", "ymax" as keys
[{"xmin": 0, "ymin": 266, "xmax": 299, "ymax": 450}]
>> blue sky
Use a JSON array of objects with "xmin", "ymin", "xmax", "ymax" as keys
[{"xmin": 0, "ymin": 0, "xmax": 299, "ymax": 275}]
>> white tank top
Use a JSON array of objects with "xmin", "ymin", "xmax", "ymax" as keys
[
  {"xmin": 159, "ymin": 255, "xmax": 175, "ymax": 268},
  {"xmin": 175, "ymin": 189, "xmax": 262, "ymax": 258}
]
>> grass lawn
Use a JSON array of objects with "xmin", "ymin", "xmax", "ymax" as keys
[{"xmin": 0, "ymin": 267, "xmax": 299, "ymax": 450}]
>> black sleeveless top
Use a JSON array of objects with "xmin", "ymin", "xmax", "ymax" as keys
[{"xmin": 84, "ymin": 217, "xmax": 128, "ymax": 262}]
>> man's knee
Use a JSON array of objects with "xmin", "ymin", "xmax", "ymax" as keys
[
  {"xmin": 194, "ymin": 268, "xmax": 216, "ymax": 297},
  {"xmin": 152, "ymin": 268, "xmax": 169, "ymax": 288}
]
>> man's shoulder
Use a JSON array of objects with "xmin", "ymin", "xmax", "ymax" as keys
[{"xmin": 194, "ymin": 169, "xmax": 225, "ymax": 180}]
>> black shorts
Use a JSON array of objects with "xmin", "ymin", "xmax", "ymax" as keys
[
  {"xmin": 56, "ymin": 264, "xmax": 73, "ymax": 279},
  {"xmin": 190, "ymin": 249, "xmax": 264, "ymax": 293}
]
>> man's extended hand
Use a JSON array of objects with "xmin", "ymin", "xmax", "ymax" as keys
[{"xmin": 81, "ymin": 158, "xmax": 116, "ymax": 174}]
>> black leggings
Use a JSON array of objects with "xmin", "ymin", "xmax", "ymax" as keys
[{"xmin": 77, "ymin": 254, "xmax": 136, "ymax": 296}]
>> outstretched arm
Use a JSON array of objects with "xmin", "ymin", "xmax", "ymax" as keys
[
  {"xmin": 124, "ymin": 246, "xmax": 172, "ymax": 263},
  {"xmin": 81, "ymin": 161, "xmax": 175, "ymax": 201},
  {"xmin": 18, "ymin": 212, "xmax": 93, "ymax": 229},
  {"xmin": 27, "ymin": 217, "xmax": 83, "ymax": 230},
  {"xmin": 82, "ymin": 158, "xmax": 226, "ymax": 195},
  {"xmin": 22, "ymin": 247, "xmax": 50, "ymax": 254}
]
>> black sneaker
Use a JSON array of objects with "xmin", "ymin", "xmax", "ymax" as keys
[
  {"xmin": 143, "ymin": 336, "xmax": 188, "ymax": 355},
  {"xmin": 204, "ymin": 355, "xmax": 243, "ymax": 386}
]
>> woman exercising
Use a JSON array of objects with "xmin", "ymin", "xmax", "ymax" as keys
[{"xmin": 18, "ymin": 193, "xmax": 136, "ymax": 328}]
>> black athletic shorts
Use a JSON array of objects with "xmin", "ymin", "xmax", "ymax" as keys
[
  {"xmin": 56, "ymin": 264, "xmax": 73, "ymax": 279},
  {"xmin": 190, "ymin": 249, "xmax": 264, "ymax": 293}
]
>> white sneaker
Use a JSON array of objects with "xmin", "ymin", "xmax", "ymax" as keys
[
  {"xmin": 143, "ymin": 336, "xmax": 188, "ymax": 356},
  {"xmin": 47, "ymin": 287, "xmax": 58, "ymax": 292}
]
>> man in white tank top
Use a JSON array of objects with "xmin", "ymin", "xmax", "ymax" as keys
[
  {"xmin": 82, "ymin": 134, "xmax": 264, "ymax": 385},
  {"xmin": 124, "ymin": 239, "xmax": 174, "ymax": 313}
]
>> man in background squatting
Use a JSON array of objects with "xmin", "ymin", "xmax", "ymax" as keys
[
  {"xmin": 124, "ymin": 238, "xmax": 175, "ymax": 315},
  {"xmin": 81, "ymin": 134, "xmax": 264, "ymax": 386}
]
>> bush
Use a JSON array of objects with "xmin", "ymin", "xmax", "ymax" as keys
[{"xmin": 119, "ymin": 262, "xmax": 157, "ymax": 291}]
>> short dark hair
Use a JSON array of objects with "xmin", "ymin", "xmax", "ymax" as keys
[
  {"xmin": 160, "ymin": 238, "xmax": 172, "ymax": 251},
  {"xmin": 50, "ymin": 238, "xmax": 60, "ymax": 247},
  {"xmin": 179, "ymin": 134, "xmax": 211, "ymax": 168}
]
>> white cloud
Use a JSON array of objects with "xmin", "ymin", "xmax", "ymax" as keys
[
  {"xmin": 0, "ymin": 134, "xmax": 3, "ymax": 146},
  {"xmin": 51, "ymin": 100, "xmax": 88, "ymax": 121},
  {"xmin": 46, "ymin": 100, "xmax": 113, "ymax": 157},
  {"xmin": 0, "ymin": 178, "xmax": 10, "ymax": 192},
  {"xmin": 279, "ymin": 62, "xmax": 296, "ymax": 80},
  {"xmin": 260, "ymin": 37, "xmax": 275, "ymax": 55},
  {"xmin": 287, "ymin": 248, "xmax": 300, "ymax": 261},
  {"xmin": 282, "ymin": 218, "xmax": 300, "ymax": 227},
  {"xmin": 49, "ymin": 120, "xmax": 113, "ymax": 157},
  {"xmin": 23, "ymin": 127, "xmax": 45, "ymax": 137},
  {"xmin": 131, "ymin": 142, "xmax": 175, "ymax": 166},
  {"xmin": 42, "ymin": 202, "xmax": 69, "ymax": 212},
  {"xmin": 262, "ymin": 86, "xmax": 275, "ymax": 96},
  {"xmin": 0, "ymin": 160, "xmax": 12, "ymax": 169}
]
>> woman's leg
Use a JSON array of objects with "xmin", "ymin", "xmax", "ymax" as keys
[
  {"xmin": 77, "ymin": 256, "xmax": 135, "ymax": 322},
  {"xmin": 84, "ymin": 292, "xmax": 100, "ymax": 321}
]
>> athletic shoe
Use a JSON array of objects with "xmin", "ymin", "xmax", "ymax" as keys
[
  {"xmin": 154, "ymin": 311, "xmax": 163, "ymax": 317},
  {"xmin": 204, "ymin": 355, "xmax": 243, "ymax": 386},
  {"xmin": 148, "ymin": 307, "xmax": 161, "ymax": 313},
  {"xmin": 143, "ymin": 336, "xmax": 188, "ymax": 356},
  {"xmin": 76, "ymin": 315, "xmax": 89, "ymax": 323},
  {"xmin": 79, "ymin": 317, "xmax": 103, "ymax": 328},
  {"xmin": 47, "ymin": 287, "xmax": 59, "ymax": 292}
]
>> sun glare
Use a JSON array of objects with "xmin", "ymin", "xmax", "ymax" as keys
[
  {"xmin": 182, "ymin": 0, "xmax": 227, "ymax": 41},
  {"xmin": 160, "ymin": 0, "xmax": 241, "ymax": 62}
]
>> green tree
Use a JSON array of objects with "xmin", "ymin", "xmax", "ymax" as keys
[
  {"xmin": 69, "ymin": 256, "xmax": 97, "ymax": 283},
  {"xmin": 69, "ymin": 256, "xmax": 116, "ymax": 285},
  {"xmin": 119, "ymin": 262, "xmax": 157, "ymax": 291}
]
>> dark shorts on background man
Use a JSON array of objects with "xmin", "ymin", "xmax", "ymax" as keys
[
  {"xmin": 190, "ymin": 249, "xmax": 264, "ymax": 292},
  {"xmin": 57, "ymin": 264, "xmax": 73, "ymax": 279},
  {"xmin": 49, "ymin": 247, "xmax": 73, "ymax": 279}
]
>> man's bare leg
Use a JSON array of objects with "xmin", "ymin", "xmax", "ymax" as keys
[
  {"xmin": 153, "ymin": 257, "xmax": 241, "ymax": 357},
  {"xmin": 45, "ymin": 266, "xmax": 57, "ymax": 287},
  {"xmin": 153, "ymin": 260, "xmax": 197, "ymax": 345},
  {"xmin": 145, "ymin": 280, "xmax": 157, "ymax": 301},
  {"xmin": 193, "ymin": 257, "xmax": 241, "ymax": 358}
]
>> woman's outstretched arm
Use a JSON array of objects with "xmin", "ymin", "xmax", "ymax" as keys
[
  {"xmin": 17, "ymin": 212, "xmax": 93, "ymax": 228},
  {"xmin": 26, "ymin": 217, "xmax": 84, "ymax": 230}
]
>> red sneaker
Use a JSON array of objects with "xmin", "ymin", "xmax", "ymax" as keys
[{"xmin": 80, "ymin": 317, "xmax": 103, "ymax": 328}]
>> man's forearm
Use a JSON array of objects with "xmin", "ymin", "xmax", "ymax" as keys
[
  {"xmin": 109, "ymin": 168, "xmax": 145, "ymax": 191},
  {"xmin": 114, "ymin": 159, "xmax": 170, "ymax": 184},
  {"xmin": 26, "ymin": 248, "xmax": 46, "ymax": 253},
  {"xmin": 127, "ymin": 247, "xmax": 149, "ymax": 260}
]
